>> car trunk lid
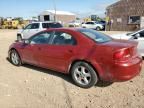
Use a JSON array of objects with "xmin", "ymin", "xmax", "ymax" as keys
[{"xmin": 103, "ymin": 39, "xmax": 138, "ymax": 61}]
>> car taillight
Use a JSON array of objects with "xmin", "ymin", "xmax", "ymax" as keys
[{"xmin": 113, "ymin": 48, "xmax": 131, "ymax": 61}]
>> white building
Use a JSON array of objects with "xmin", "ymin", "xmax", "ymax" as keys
[{"xmin": 38, "ymin": 10, "xmax": 76, "ymax": 24}]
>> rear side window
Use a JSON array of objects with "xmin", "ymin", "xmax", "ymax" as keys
[
  {"xmin": 52, "ymin": 31, "xmax": 77, "ymax": 45},
  {"xmin": 42, "ymin": 23, "xmax": 62, "ymax": 29},
  {"xmin": 78, "ymin": 29, "xmax": 112, "ymax": 43},
  {"xmin": 42, "ymin": 23, "xmax": 49, "ymax": 28}
]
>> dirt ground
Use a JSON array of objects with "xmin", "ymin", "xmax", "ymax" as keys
[{"xmin": 0, "ymin": 29, "xmax": 144, "ymax": 108}]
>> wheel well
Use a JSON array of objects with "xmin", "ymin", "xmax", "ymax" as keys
[
  {"xmin": 10, "ymin": 48, "xmax": 17, "ymax": 52},
  {"xmin": 69, "ymin": 60, "xmax": 100, "ymax": 78},
  {"xmin": 9, "ymin": 48, "xmax": 22, "ymax": 62},
  {"xmin": 9, "ymin": 48, "xmax": 18, "ymax": 57},
  {"xmin": 17, "ymin": 34, "xmax": 21, "ymax": 36},
  {"xmin": 96, "ymin": 26, "xmax": 101, "ymax": 28}
]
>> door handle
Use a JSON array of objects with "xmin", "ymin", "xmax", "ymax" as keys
[
  {"xmin": 68, "ymin": 50, "xmax": 73, "ymax": 53},
  {"xmin": 38, "ymin": 47, "xmax": 41, "ymax": 50}
]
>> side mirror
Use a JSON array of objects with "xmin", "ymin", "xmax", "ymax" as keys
[
  {"xmin": 24, "ymin": 39, "xmax": 30, "ymax": 44},
  {"xmin": 134, "ymin": 33, "xmax": 140, "ymax": 39},
  {"xmin": 135, "ymin": 33, "xmax": 140, "ymax": 37}
]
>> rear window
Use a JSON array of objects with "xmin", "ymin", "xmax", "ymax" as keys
[
  {"xmin": 42, "ymin": 23, "xmax": 63, "ymax": 28},
  {"xmin": 78, "ymin": 29, "xmax": 112, "ymax": 43}
]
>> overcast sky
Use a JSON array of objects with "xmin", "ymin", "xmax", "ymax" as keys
[{"xmin": 0, "ymin": 0, "xmax": 118, "ymax": 18}]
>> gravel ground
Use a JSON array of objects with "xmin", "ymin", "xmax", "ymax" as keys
[{"xmin": 0, "ymin": 30, "xmax": 144, "ymax": 108}]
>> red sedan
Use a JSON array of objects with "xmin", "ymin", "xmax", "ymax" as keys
[{"xmin": 8, "ymin": 28, "xmax": 142, "ymax": 88}]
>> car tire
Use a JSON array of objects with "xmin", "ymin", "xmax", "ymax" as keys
[
  {"xmin": 17, "ymin": 34, "xmax": 22, "ymax": 41},
  {"xmin": 10, "ymin": 50, "xmax": 22, "ymax": 66},
  {"xmin": 71, "ymin": 62, "xmax": 98, "ymax": 88},
  {"xmin": 96, "ymin": 27, "xmax": 101, "ymax": 31}
]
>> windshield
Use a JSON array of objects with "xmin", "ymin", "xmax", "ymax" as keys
[{"xmin": 78, "ymin": 29, "xmax": 112, "ymax": 43}]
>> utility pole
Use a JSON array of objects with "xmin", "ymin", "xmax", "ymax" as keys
[{"xmin": 53, "ymin": 0, "xmax": 57, "ymax": 22}]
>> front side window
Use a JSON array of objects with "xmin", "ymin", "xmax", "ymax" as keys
[
  {"xmin": 30, "ymin": 32, "xmax": 52, "ymax": 44},
  {"xmin": 31, "ymin": 23, "xmax": 39, "ymax": 29},
  {"xmin": 52, "ymin": 32, "xmax": 76, "ymax": 45},
  {"xmin": 78, "ymin": 29, "xmax": 112, "ymax": 43},
  {"xmin": 86, "ymin": 22, "xmax": 93, "ymax": 24},
  {"xmin": 88, "ymin": 22, "xmax": 94, "ymax": 25},
  {"xmin": 24, "ymin": 24, "xmax": 32, "ymax": 29}
]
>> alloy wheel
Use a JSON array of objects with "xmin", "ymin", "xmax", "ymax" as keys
[
  {"xmin": 11, "ymin": 51, "xmax": 20, "ymax": 65},
  {"xmin": 74, "ymin": 66, "xmax": 91, "ymax": 86}
]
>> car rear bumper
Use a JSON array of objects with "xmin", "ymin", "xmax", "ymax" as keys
[{"xmin": 94, "ymin": 57, "xmax": 142, "ymax": 82}]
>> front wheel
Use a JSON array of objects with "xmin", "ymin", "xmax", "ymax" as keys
[
  {"xmin": 71, "ymin": 62, "xmax": 98, "ymax": 88},
  {"xmin": 96, "ymin": 27, "xmax": 101, "ymax": 31},
  {"xmin": 10, "ymin": 50, "xmax": 22, "ymax": 66}
]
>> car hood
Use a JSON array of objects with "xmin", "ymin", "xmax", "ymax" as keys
[{"xmin": 17, "ymin": 29, "xmax": 23, "ymax": 34}]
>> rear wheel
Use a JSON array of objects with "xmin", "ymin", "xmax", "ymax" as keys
[
  {"xmin": 96, "ymin": 27, "xmax": 101, "ymax": 31},
  {"xmin": 10, "ymin": 50, "xmax": 22, "ymax": 66},
  {"xmin": 71, "ymin": 62, "xmax": 98, "ymax": 88}
]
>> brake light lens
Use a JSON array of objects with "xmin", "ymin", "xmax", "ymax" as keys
[{"xmin": 113, "ymin": 48, "xmax": 131, "ymax": 61}]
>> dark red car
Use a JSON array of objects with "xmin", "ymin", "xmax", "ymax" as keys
[{"xmin": 8, "ymin": 28, "xmax": 142, "ymax": 88}]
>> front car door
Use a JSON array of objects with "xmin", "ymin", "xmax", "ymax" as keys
[
  {"xmin": 22, "ymin": 24, "xmax": 32, "ymax": 39},
  {"xmin": 23, "ymin": 23, "xmax": 40, "ymax": 39},
  {"xmin": 132, "ymin": 31, "xmax": 144, "ymax": 56},
  {"xmin": 21, "ymin": 31, "xmax": 53, "ymax": 65},
  {"xmin": 86, "ymin": 22, "xmax": 95, "ymax": 29}
]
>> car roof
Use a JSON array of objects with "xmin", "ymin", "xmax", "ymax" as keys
[
  {"xmin": 86, "ymin": 21, "xmax": 95, "ymax": 22},
  {"xmin": 44, "ymin": 27, "xmax": 85, "ymax": 32},
  {"xmin": 31, "ymin": 21, "xmax": 60, "ymax": 24}
]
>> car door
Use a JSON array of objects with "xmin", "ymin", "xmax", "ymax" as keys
[
  {"xmin": 132, "ymin": 31, "xmax": 144, "ymax": 56},
  {"xmin": 85, "ymin": 22, "xmax": 91, "ymax": 28},
  {"xmin": 23, "ymin": 23, "xmax": 40, "ymax": 39},
  {"xmin": 38, "ymin": 30, "xmax": 77, "ymax": 73},
  {"xmin": 86, "ymin": 22, "xmax": 95, "ymax": 29},
  {"xmin": 90, "ymin": 22, "xmax": 96, "ymax": 29},
  {"xmin": 21, "ymin": 24, "xmax": 32, "ymax": 39},
  {"xmin": 21, "ymin": 31, "xmax": 53, "ymax": 65}
]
